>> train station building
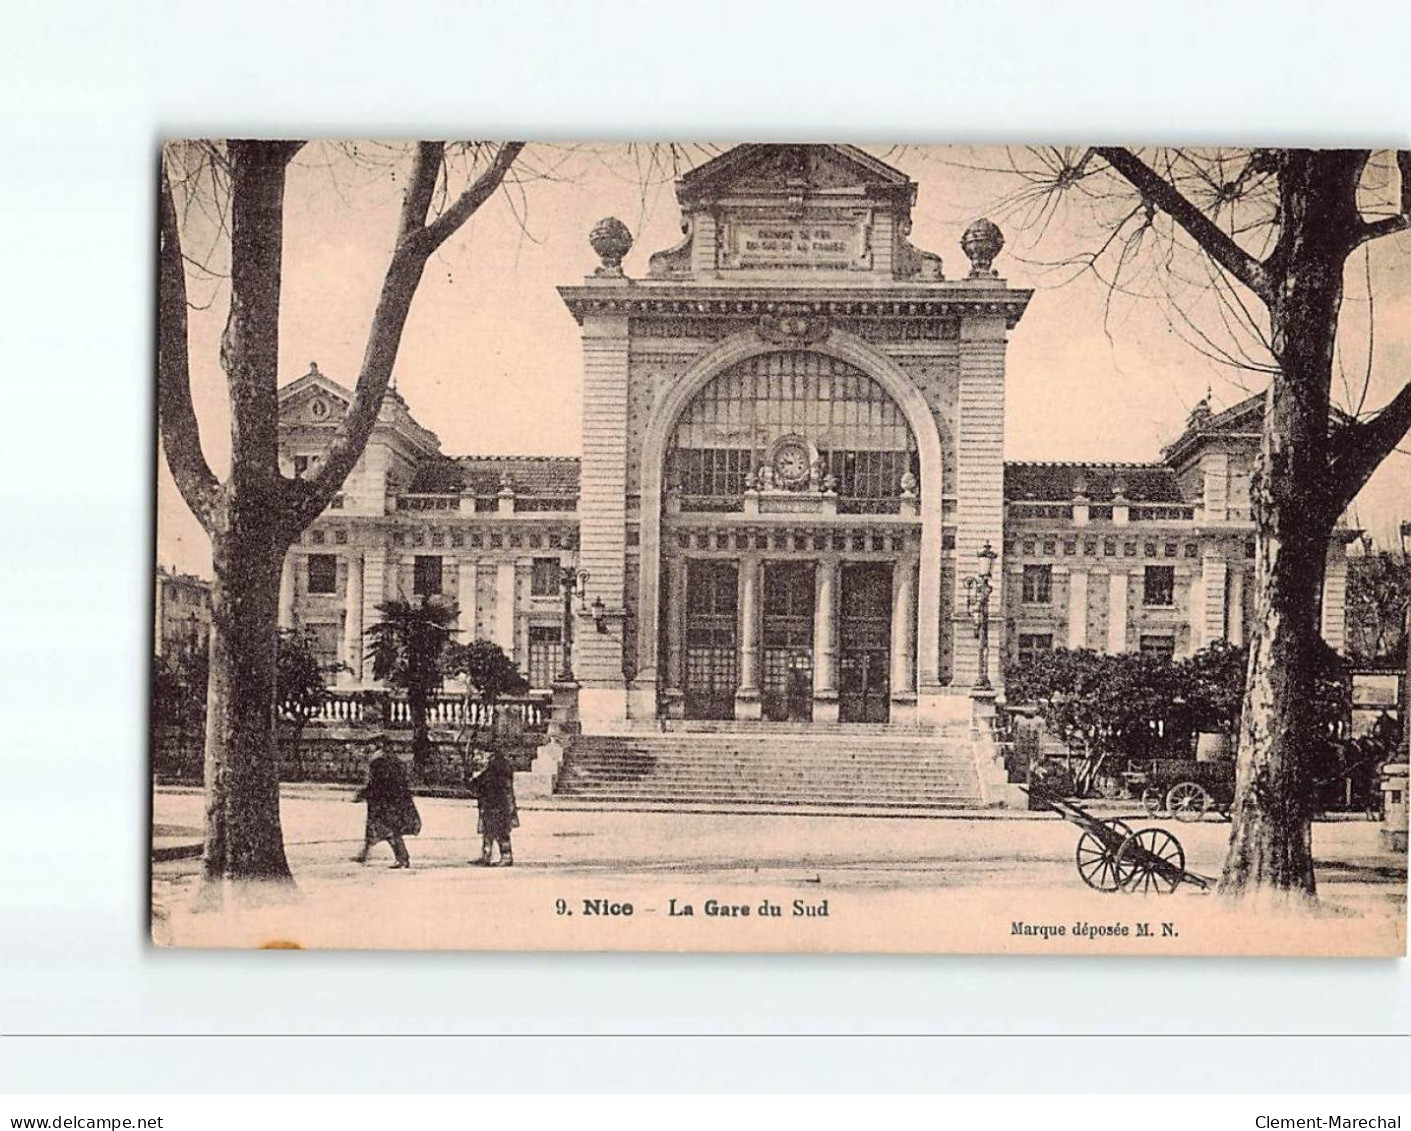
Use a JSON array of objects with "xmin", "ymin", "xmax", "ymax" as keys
[{"xmin": 275, "ymin": 144, "xmax": 1351, "ymax": 739}]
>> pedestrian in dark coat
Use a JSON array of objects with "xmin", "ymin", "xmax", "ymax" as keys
[
  {"xmin": 352, "ymin": 738, "xmax": 420, "ymax": 869},
  {"xmin": 468, "ymin": 748, "xmax": 518, "ymax": 866}
]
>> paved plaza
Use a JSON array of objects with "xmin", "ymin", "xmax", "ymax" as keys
[{"xmin": 151, "ymin": 785, "xmax": 1406, "ymax": 955}]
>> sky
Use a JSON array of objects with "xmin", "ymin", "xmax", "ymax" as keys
[{"xmin": 157, "ymin": 143, "xmax": 1411, "ymax": 576}]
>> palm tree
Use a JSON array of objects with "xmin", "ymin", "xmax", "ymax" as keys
[{"xmin": 365, "ymin": 596, "xmax": 458, "ymax": 776}]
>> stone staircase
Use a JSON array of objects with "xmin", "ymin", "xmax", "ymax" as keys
[{"xmin": 552, "ymin": 722, "xmax": 988, "ymax": 810}]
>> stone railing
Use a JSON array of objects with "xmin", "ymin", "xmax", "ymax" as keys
[{"xmin": 1129, "ymin": 504, "xmax": 1197, "ymax": 522}]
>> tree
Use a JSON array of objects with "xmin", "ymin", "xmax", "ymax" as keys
[
  {"xmin": 1346, "ymin": 550, "xmax": 1410, "ymax": 666},
  {"xmin": 152, "ymin": 645, "xmax": 209, "ymax": 776},
  {"xmin": 158, "ymin": 140, "xmax": 523, "ymax": 892},
  {"xmin": 365, "ymin": 596, "xmax": 460, "ymax": 776},
  {"xmin": 446, "ymin": 638, "xmax": 530, "ymax": 758},
  {"xmin": 1003, "ymin": 147, "xmax": 1411, "ymax": 903},
  {"xmin": 276, "ymin": 628, "xmax": 341, "ymax": 772}
]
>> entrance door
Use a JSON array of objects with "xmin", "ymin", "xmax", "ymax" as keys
[
  {"xmin": 684, "ymin": 560, "xmax": 739, "ymax": 720},
  {"xmin": 762, "ymin": 561, "xmax": 815, "ymax": 722},
  {"xmin": 839, "ymin": 562, "xmax": 892, "ymax": 723}
]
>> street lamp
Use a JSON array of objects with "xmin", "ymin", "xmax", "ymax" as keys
[
  {"xmin": 1401, "ymin": 521, "xmax": 1411, "ymax": 758},
  {"xmin": 965, "ymin": 541, "xmax": 998, "ymax": 693},
  {"xmin": 557, "ymin": 566, "xmax": 590, "ymax": 683}
]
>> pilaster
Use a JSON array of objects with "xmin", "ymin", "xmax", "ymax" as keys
[
  {"xmin": 341, "ymin": 551, "xmax": 363, "ymax": 684},
  {"xmin": 1227, "ymin": 566, "xmax": 1246, "ymax": 647},
  {"xmin": 1067, "ymin": 568, "xmax": 1089, "ymax": 650},
  {"xmin": 950, "ymin": 312, "xmax": 1007, "ymax": 689},
  {"xmin": 456, "ymin": 558, "xmax": 478, "ymax": 639},
  {"xmin": 1106, "ymin": 571, "xmax": 1129, "ymax": 654},
  {"xmin": 575, "ymin": 307, "xmax": 631, "ymax": 719},
  {"xmin": 278, "ymin": 552, "xmax": 296, "ymax": 629},
  {"xmin": 1194, "ymin": 553, "xmax": 1228, "ymax": 650},
  {"xmin": 812, "ymin": 558, "xmax": 839, "ymax": 723},
  {"xmin": 735, "ymin": 554, "xmax": 762, "ymax": 719},
  {"xmin": 494, "ymin": 560, "xmax": 517, "ymax": 654},
  {"xmin": 1321, "ymin": 544, "xmax": 1349, "ymax": 654}
]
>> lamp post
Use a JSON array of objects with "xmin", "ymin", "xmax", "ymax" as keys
[
  {"xmin": 1380, "ymin": 522, "xmax": 1411, "ymax": 853},
  {"xmin": 557, "ymin": 566, "xmax": 590, "ymax": 683},
  {"xmin": 1400, "ymin": 522, "xmax": 1410, "ymax": 758},
  {"xmin": 965, "ymin": 541, "xmax": 998, "ymax": 693}
]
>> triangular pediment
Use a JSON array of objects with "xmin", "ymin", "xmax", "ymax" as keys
[
  {"xmin": 277, "ymin": 364, "xmax": 440, "ymax": 454},
  {"xmin": 678, "ymin": 144, "xmax": 914, "ymax": 208}
]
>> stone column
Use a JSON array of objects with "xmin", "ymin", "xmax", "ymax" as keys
[
  {"xmin": 278, "ymin": 552, "xmax": 296, "ymax": 629},
  {"xmin": 457, "ymin": 557, "xmax": 478, "ymax": 640},
  {"xmin": 663, "ymin": 556, "xmax": 686, "ymax": 717},
  {"xmin": 735, "ymin": 555, "xmax": 762, "ymax": 719},
  {"xmin": 949, "ymin": 312, "xmax": 1008, "ymax": 693},
  {"xmin": 812, "ymin": 559, "xmax": 839, "ymax": 723},
  {"xmin": 1067, "ymin": 568, "xmax": 1089, "ymax": 650},
  {"xmin": 494, "ymin": 560, "xmax": 517, "ymax": 654},
  {"xmin": 575, "ymin": 305, "xmax": 632, "ymax": 723},
  {"xmin": 342, "ymin": 551, "xmax": 363, "ymax": 685},
  {"xmin": 1227, "ymin": 565, "xmax": 1245, "ymax": 647},
  {"xmin": 1106, "ymin": 571, "xmax": 1129, "ymax": 654},
  {"xmin": 890, "ymin": 559, "xmax": 917, "ymax": 709},
  {"xmin": 1321, "ymin": 543, "xmax": 1349, "ymax": 654}
]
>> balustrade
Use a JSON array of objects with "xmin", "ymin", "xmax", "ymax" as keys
[{"xmin": 301, "ymin": 690, "xmax": 550, "ymax": 732}]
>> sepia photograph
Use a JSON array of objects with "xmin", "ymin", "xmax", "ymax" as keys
[{"xmin": 151, "ymin": 140, "xmax": 1410, "ymax": 955}]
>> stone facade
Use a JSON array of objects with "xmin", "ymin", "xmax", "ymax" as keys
[
  {"xmin": 271, "ymin": 145, "xmax": 1353, "ymax": 729},
  {"xmin": 154, "ymin": 566, "xmax": 210, "ymax": 658}
]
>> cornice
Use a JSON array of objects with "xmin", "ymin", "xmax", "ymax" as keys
[{"xmin": 557, "ymin": 284, "xmax": 1033, "ymax": 330}]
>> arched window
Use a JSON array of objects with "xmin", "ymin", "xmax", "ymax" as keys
[{"xmin": 668, "ymin": 351, "xmax": 917, "ymax": 513}]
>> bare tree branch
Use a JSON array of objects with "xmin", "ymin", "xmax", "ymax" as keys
[
  {"xmin": 414, "ymin": 141, "xmax": 525, "ymax": 254},
  {"xmin": 1094, "ymin": 146, "xmax": 1274, "ymax": 302},
  {"xmin": 1328, "ymin": 377, "xmax": 1411, "ymax": 509},
  {"xmin": 157, "ymin": 157, "xmax": 220, "ymax": 530},
  {"xmin": 1356, "ymin": 149, "xmax": 1411, "ymax": 245},
  {"xmin": 286, "ymin": 141, "xmax": 524, "ymax": 532}
]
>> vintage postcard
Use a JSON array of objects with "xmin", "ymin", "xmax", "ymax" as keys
[{"xmin": 152, "ymin": 141, "xmax": 1409, "ymax": 954}]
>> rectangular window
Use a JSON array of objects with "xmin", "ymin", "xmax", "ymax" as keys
[
  {"xmin": 307, "ymin": 553, "xmax": 337, "ymax": 594},
  {"xmin": 1140, "ymin": 634, "xmax": 1176, "ymax": 661},
  {"xmin": 413, "ymin": 555, "xmax": 443, "ymax": 596},
  {"xmin": 1143, "ymin": 565, "xmax": 1175, "ymax": 606},
  {"xmin": 1017, "ymin": 633, "xmax": 1053, "ymax": 666},
  {"xmin": 1021, "ymin": 564, "xmax": 1052, "ymax": 604},
  {"xmin": 293, "ymin": 455, "xmax": 310, "ymax": 478},
  {"xmin": 527, "ymin": 624, "xmax": 563, "ymax": 688},
  {"xmin": 531, "ymin": 558, "xmax": 560, "ymax": 597}
]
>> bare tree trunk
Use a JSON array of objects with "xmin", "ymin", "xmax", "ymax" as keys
[
  {"xmin": 1220, "ymin": 152, "xmax": 1355, "ymax": 902},
  {"xmin": 197, "ymin": 142, "xmax": 302, "ymax": 894},
  {"xmin": 203, "ymin": 533, "xmax": 293, "ymax": 886}
]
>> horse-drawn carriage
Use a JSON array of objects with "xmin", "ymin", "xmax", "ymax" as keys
[{"xmin": 1123, "ymin": 757, "xmax": 1237, "ymax": 821}]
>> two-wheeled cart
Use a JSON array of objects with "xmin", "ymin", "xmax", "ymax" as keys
[{"xmin": 1025, "ymin": 784, "xmax": 1214, "ymax": 895}]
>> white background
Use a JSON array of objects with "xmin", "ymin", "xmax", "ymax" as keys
[{"xmin": 1, "ymin": 0, "xmax": 1408, "ymax": 1095}]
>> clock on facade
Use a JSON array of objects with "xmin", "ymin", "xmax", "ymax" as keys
[{"xmin": 772, "ymin": 440, "xmax": 812, "ymax": 488}]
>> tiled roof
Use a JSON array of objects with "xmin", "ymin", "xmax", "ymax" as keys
[
  {"xmin": 409, "ymin": 456, "xmax": 580, "ymax": 497},
  {"xmin": 1004, "ymin": 462, "xmax": 1186, "ymax": 504}
]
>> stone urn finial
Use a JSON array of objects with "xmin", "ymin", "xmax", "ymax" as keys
[
  {"xmin": 961, "ymin": 218, "xmax": 1005, "ymax": 278},
  {"xmin": 589, "ymin": 217, "xmax": 633, "ymax": 277}
]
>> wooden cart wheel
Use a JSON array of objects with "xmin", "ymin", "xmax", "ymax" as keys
[
  {"xmin": 1114, "ymin": 828, "xmax": 1185, "ymax": 895},
  {"xmin": 1075, "ymin": 818, "xmax": 1133, "ymax": 893},
  {"xmin": 1141, "ymin": 786, "xmax": 1166, "ymax": 817},
  {"xmin": 1166, "ymin": 781, "xmax": 1211, "ymax": 823}
]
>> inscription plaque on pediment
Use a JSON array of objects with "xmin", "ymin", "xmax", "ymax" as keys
[{"xmin": 719, "ymin": 209, "xmax": 873, "ymax": 272}]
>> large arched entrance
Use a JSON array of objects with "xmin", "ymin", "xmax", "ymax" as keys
[{"xmin": 635, "ymin": 331, "xmax": 945, "ymax": 723}]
